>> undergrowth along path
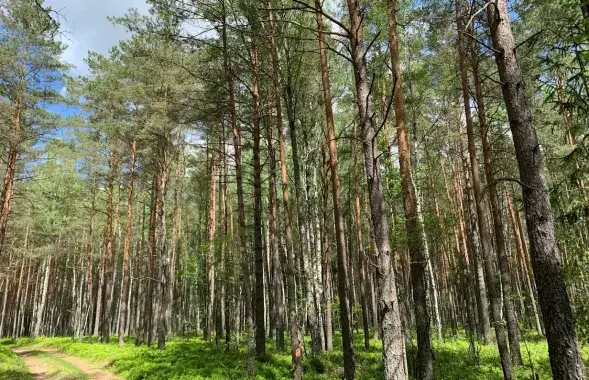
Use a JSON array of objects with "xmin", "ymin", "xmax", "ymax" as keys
[{"xmin": 13, "ymin": 348, "xmax": 121, "ymax": 380}]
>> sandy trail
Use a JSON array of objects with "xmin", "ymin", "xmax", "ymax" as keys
[
  {"xmin": 12, "ymin": 349, "xmax": 51, "ymax": 380},
  {"xmin": 13, "ymin": 348, "xmax": 121, "ymax": 380}
]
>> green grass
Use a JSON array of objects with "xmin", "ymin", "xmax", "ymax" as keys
[
  {"xmin": 2, "ymin": 331, "xmax": 588, "ymax": 379},
  {"xmin": 0, "ymin": 344, "xmax": 33, "ymax": 380}
]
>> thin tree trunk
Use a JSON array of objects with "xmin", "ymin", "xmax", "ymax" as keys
[
  {"xmin": 249, "ymin": 20, "xmax": 266, "ymax": 359},
  {"xmin": 317, "ymin": 2, "xmax": 356, "ymax": 378},
  {"xmin": 321, "ymin": 149, "xmax": 333, "ymax": 352},
  {"xmin": 266, "ymin": 6, "xmax": 303, "ymax": 377},
  {"xmin": 220, "ymin": 0, "xmax": 247, "ymax": 356},
  {"xmin": 387, "ymin": 1, "xmax": 433, "ymax": 377},
  {"xmin": 353, "ymin": 139, "xmax": 370, "ymax": 350},
  {"xmin": 118, "ymin": 139, "xmax": 136, "ymax": 346},
  {"xmin": 455, "ymin": 2, "xmax": 513, "ymax": 377},
  {"xmin": 100, "ymin": 151, "xmax": 117, "ymax": 343},
  {"xmin": 33, "ymin": 255, "xmax": 51, "ymax": 338},
  {"xmin": 266, "ymin": 3, "xmax": 303, "ymax": 376},
  {"xmin": 504, "ymin": 185, "xmax": 542, "ymax": 335},
  {"xmin": 262, "ymin": 9, "xmax": 284, "ymax": 347},
  {"xmin": 205, "ymin": 145, "xmax": 217, "ymax": 343},
  {"xmin": 0, "ymin": 261, "xmax": 11, "ymax": 337},
  {"xmin": 146, "ymin": 171, "xmax": 159, "ymax": 346},
  {"xmin": 468, "ymin": 25, "xmax": 522, "ymax": 365},
  {"xmin": 346, "ymin": 1, "xmax": 407, "ymax": 378}
]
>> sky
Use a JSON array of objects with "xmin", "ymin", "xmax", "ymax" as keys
[{"xmin": 45, "ymin": 0, "xmax": 150, "ymax": 75}]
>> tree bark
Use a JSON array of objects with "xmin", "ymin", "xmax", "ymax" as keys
[
  {"xmin": 268, "ymin": 1, "xmax": 303, "ymax": 374},
  {"xmin": 346, "ymin": 1, "xmax": 407, "ymax": 378},
  {"xmin": 249, "ymin": 22, "xmax": 266, "ymax": 359},
  {"xmin": 156, "ymin": 141, "xmax": 171, "ymax": 350},
  {"xmin": 100, "ymin": 151, "xmax": 117, "ymax": 344},
  {"xmin": 265, "ymin": 0, "xmax": 285, "ymax": 352},
  {"xmin": 119, "ymin": 138, "xmax": 136, "ymax": 346},
  {"xmin": 456, "ymin": 2, "xmax": 514, "ymax": 377},
  {"xmin": 488, "ymin": 1, "xmax": 586, "ymax": 377},
  {"xmin": 387, "ymin": 1, "xmax": 433, "ymax": 377},
  {"xmin": 469, "ymin": 25, "xmax": 522, "ymax": 365},
  {"xmin": 205, "ymin": 144, "xmax": 217, "ymax": 343},
  {"xmin": 321, "ymin": 148, "xmax": 334, "ymax": 352},
  {"xmin": 504, "ymin": 185, "xmax": 543, "ymax": 335},
  {"xmin": 353, "ymin": 137, "xmax": 370, "ymax": 350},
  {"xmin": 33, "ymin": 255, "xmax": 51, "ymax": 338}
]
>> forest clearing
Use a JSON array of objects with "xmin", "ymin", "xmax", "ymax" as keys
[{"xmin": 0, "ymin": 0, "xmax": 588, "ymax": 379}]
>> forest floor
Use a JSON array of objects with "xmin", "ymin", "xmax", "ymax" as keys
[
  {"xmin": 1, "ymin": 345, "xmax": 121, "ymax": 379},
  {"xmin": 1, "ymin": 331, "xmax": 588, "ymax": 379}
]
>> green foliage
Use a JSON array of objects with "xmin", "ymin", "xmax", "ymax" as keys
[
  {"xmin": 4, "ymin": 332, "xmax": 588, "ymax": 380},
  {"xmin": 0, "ymin": 344, "xmax": 33, "ymax": 380}
]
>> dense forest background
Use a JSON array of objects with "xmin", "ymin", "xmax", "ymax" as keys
[{"xmin": 0, "ymin": 0, "xmax": 588, "ymax": 379}]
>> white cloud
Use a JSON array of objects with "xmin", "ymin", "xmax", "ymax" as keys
[{"xmin": 46, "ymin": 0, "xmax": 150, "ymax": 75}]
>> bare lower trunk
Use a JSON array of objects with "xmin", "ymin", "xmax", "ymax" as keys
[
  {"xmin": 317, "ymin": 2, "xmax": 356, "ymax": 377},
  {"xmin": 157, "ymin": 141, "xmax": 171, "ymax": 350},
  {"xmin": 387, "ymin": 1, "xmax": 433, "ymax": 377},
  {"xmin": 469, "ymin": 28, "xmax": 522, "ymax": 365},
  {"xmin": 266, "ymin": 3, "xmax": 302, "ymax": 375},
  {"xmin": 455, "ymin": 2, "xmax": 513, "ymax": 377},
  {"xmin": 353, "ymin": 142, "xmax": 370, "ymax": 350},
  {"xmin": 205, "ymin": 147, "xmax": 217, "ymax": 342},
  {"xmin": 505, "ymin": 186, "xmax": 543, "ymax": 335},
  {"xmin": 33, "ymin": 255, "xmax": 51, "ymax": 338},
  {"xmin": 346, "ymin": 1, "xmax": 406, "ymax": 378},
  {"xmin": 488, "ymin": 2, "xmax": 586, "ymax": 377},
  {"xmin": 248, "ymin": 22, "xmax": 266, "ymax": 359},
  {"xmin": 100, "ymin": 152, "xmax": 117, "ymax": 344},
  {"xmin": 119, "ymin": 139, "xmax": 136, "ymax": 346},
  {"xmin": 321, "ymin": 151, "xmax": 333, "ymax": 352}
]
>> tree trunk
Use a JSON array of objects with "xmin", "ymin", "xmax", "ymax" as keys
[
  {"xmin": 33, "ymin": 255, "xmax": 51, "ymax": 338},
  {"xmin": 100, "ymin": 151, "xmax": 117, "ymax": 343},
  {"xmin": 266, "ymin": 3, "xmax": 303, "ymax": 376},
  {"xmin": 468, "ymin": 25, "xmax": 522, "ymax": 365},
  {"xmin": 265, "ymin": 1, "xmax": 285, "ymax": 352},
  {"xmin": 220, "ymin": 0, "xmax": 247, "ymax": 355},
  {"xmin": 353, "ymin": 138, "xmax": 370, "ymax": 350},
  {"xmin": 0, "ymin": 85, "xmax": 23, "ymax": 257},
  {"xmin": 119, "ymin": 139, "xmax": 136, "ymax": 346},
  {"xmin": 157, "ymin": 138, "xmax": 171, "ymax": 351},
  {"xmin": 317, "ymin": 2, "xmax": 357, "ymax": 378},
  {"xmin": 205, "ymin": 144, "xmax": 217, "ymax": 343},
  {"xmin": 146, "ymin": 171, "xmax": 159, "ymax": 346},
  {"xmin": 504, "ymin": 185, "xmax": 543, "ymax": 335},
  {"xmin": 455, "ymin": 2, "xmax": 513, "ymax": 377},
  {"xmin": 321, "ymin": 149, "xmax": 333, "ymax": 352},
  {"xmin": 346, "ymin": 1, "xmax": 406, "ymax": 378},
  {"xmin": 387, "ymin": 1, "xmax": 433, "ymax": 377},
  {"xmin": 249, "ymin": 22, "xmax": 266, "ymax": 359},
  {"xmin": 488, "ymin": 2, "xmax": 586, "ymax": 377}
]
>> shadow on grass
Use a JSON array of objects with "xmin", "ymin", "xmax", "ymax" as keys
[
  {"xmin": 0, "ymin": 339, "xmax": 16, "ymax": 346},
  {"xmin": 0, "ymin": 368, "xmax": 35, "ymax": 380}
]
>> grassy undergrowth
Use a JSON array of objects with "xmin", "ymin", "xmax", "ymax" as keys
[
  {"xmin": 2, "ymin": 331, "xmax": 588, "ymax": 379},
  {"xmin": 0, "ymin": 345, "xmax": 33, "ymax": 380}
]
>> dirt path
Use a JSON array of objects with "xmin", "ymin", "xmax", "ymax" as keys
[
  {"xmin": 13, "ymin": 349, "xmax": 50, "ymax": 380},
  {"xmin": 13, "ymin": 348, "xmax": 121, "ymax": 380}
]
